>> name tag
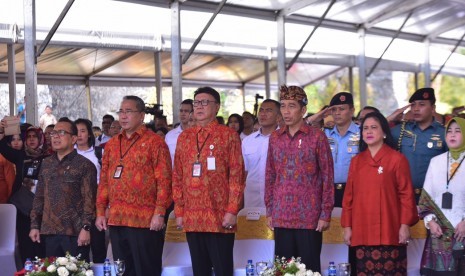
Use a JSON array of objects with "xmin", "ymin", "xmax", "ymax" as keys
[
  {"xmin": 113, "ymin": 165, "xmax": 123, "ymax": 179},
  {"xmin": 192, "ymin": 161, "xmax": 202, "ymax": 177},
  {"xmin": 207, "ymin": 156, "xmax": 216, "ymax": 171}
]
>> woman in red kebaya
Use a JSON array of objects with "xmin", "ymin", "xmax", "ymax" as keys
[{"xmin": 341, "ymin": 112, "xmax": 418, "ymax": 275}]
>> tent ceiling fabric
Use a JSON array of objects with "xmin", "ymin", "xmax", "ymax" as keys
[{"xmin": 0, "ymin": 0, "xmax": 464, "ymax": 88}]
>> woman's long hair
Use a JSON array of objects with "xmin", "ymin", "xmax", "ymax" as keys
[
  {"xmin": 359, "ymin": 112, "xmax": 396, "ymax": 152},
  {"xmin": 75, "ymin": 118, "xmax": 96, "ymax": 148},
  {"xmin": 227, "ymin": 113, "xmax": 244, "ymax": 134}
]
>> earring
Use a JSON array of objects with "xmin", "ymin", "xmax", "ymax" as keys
[{"xmin": 383, "ymin": 135, "xmax": 386, "ymax": 139}]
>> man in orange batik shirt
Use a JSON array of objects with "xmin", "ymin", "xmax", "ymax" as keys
[
  {"xmin": 173, "ymin": 86, "xmax": 245, "ymax": 276},
  {"xmin": 95, "ymin": 95, "xmax": 172, "ymax": 276}
]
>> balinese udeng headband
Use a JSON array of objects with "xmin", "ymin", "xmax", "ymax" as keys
[
  {"xmin": 446, "ymin": 117, "xmax": 465, "ymax": 159},
  {"xmin": 279, "ymin": 85, "xmax": 308, "ymax": 106}
]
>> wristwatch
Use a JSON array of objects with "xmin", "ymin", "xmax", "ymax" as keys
[{"xmin": 82, "ymin": 224, "xmax": 91, "ymax": 231}]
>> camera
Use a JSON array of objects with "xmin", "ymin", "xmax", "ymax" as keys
[{"xmin": 145, "ymin": 104, "xmax": 163, "ymax": 117}]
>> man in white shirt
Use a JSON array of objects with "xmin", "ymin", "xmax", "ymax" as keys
[
  {"xmin": 242, "ymin": 99, "xmax": 281, "ymax": 208},
  {"xmin": 39, "ymin": 106, "xmax": 57, "ymax": 130},
  {"xmin": 165, "ymin": 99, "xmax": 193, "ymax": 165},
  {"xmin": 94, "ymin": 114, "xmax": 114, "ymax": 147}
]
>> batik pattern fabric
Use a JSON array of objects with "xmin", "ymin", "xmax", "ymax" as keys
[
  {"xmin": 30, "ymin": 150, "xmax": 97, "ymax": 235},
  {"xmin": 96, "ymin": 125, "xmax": 172, "ymax": 228},
  {"xmin": 265, "ymin": 123, "xmax": 334, "ymax": 229},
  {"xmin": 172, "ymin": 120, "xmax": 245, "ymax": 233},
  {"xmin": 418, "ymin": 190, "xmax": 465, "ymax": 275},
  {"xmin": 355, "ymin": 245, "xmax": 407, "ymax": 276}
]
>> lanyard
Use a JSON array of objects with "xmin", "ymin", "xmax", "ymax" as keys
[
  {"xmin": 119, "ymin": 135, "xmax": 140, "ymax": 163},
  {"xmin": 196, "ymin": 131, "xmax": 210, "ymax": 161},
  {"xmin": 446, "ymin": 152, "xmax": 465, "ymax": 190}
]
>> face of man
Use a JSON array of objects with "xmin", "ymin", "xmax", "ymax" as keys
[
  {"xmin": 102, "ymin": 118, "xmax": 113, "ymax": 135},
  {"xmin": 331, "ymin": 104, "xmax": 354, "ymax": 127},
  {"xmin": 51, "ymin": 122, "xmax": 77, "ymax": 152},
  {"xmin": 109, "ymin": 121, "xmax": 122, "ymax": 137},
  {"xmin": 243, "ymin": 113, "xmax": 255, "ymax": 129},
  {"xmin": 45, "ymin": 107, "xmax": 52, "ymax": 115},
  {"xmin": 258, "ymin": 102, "xmax": 279, "ymax": 128},
  {"xmin": 193, "ymin": 93, "xmax": 220, "ymax": 126},
  {"xmin": 280, "ymin": 100, "xmax": 306, "ymax": 128},
  {"xmin": 179, "ymin": 104, "xmax": 193, "ymax": 125},
  {"xmin": 411, "ymin": 100, "xmax": 434, "ymax": 124},
  {"xmin": 118, "ymin": 99, "xmax": 145, "ymax": 134}
]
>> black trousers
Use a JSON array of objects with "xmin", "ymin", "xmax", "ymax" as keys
[
  {"xmin": 44, "ymin": 235, "xmax": 90, "ymax": 262},
  {"xmin": 109, "ymin": 226, "xmax": 164, "ymax": 276},
  {"xmin": 16, "ymin": 212, "xmax": 45, "ymax": 266},
  {"xmin": 186, "ymin": 232, "xmax": 235, "ymax": 276},
  {"xmin": 348, "ymin": 246, "xmax": 357, "ymax": 276},
  {"xmin": 334, "ymin": 183, "xmax": 346, "ymax": 208},
  {"xmin": 274, "ymin": 227, "xmax": 322, "ymax": 273},
  {"xmin": 90, "ymin": 221, "xmax": 107, "ymax": 263}
]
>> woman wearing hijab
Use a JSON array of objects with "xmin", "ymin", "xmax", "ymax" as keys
[
  {"xmin": 0, "ymin": 134, "xmax": 22, "ymax": 203},
  {"xmin": 0, "ymin": 124, "xmax": 49, "ymax": 266},
  {"xmin": 419, "ymin": 117, "xmax": 465, "ymax": 275},
  {"xmin": 341, "ymin": 112, "xmax": 418, "ymax": 275}
]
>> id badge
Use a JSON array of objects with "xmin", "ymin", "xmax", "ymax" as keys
[
  {"xmin": 27, "ymin": 167, "xmax": 35, "ymax": 177},
  {"xmin": 442, "ymin": 192, "xmax": 453, "ymax": 209},
  {"xmin": 192, "ymin": 161, "xmax": 202, "ymax": 177},
  {"xmin": 207, "ymin": 156, "xmax": 216, "ymax": 171},
  {"xmin": 113, "ymin": 165, "xmax": 123, "ymax": 179}
]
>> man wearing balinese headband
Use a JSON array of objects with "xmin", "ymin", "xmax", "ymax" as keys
[
  {"xmin": 419, "ymin": 117, "xmax": 465, "ymax": 275},
  {"xmin": 265, "ymin": 85, "xmax": 334, "ymax": 273}
]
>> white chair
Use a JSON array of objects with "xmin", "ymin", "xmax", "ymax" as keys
[
  {"xmin": 0, "ymin": 204, "xmax": 17, "ymax": 276},
  {"xmin": 161, "ymin": 211, "xmax": 193, "ymax": 276},
  {"xmin": 233, "ymin": 207, "xmax": 274, "ymax": 276}
]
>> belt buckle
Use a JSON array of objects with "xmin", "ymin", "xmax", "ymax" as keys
[
  {"xmin": 414, "ymin": 188, "xmax": 422, "ymax": 195},
  {"xmin": 336, "ymin": 184, "xmax": 344, "ymax": 190}
]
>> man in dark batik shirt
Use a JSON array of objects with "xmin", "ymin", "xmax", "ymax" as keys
[{"xmin": 30, "ymin": 117, "xmax": 97, "ymax": 261}]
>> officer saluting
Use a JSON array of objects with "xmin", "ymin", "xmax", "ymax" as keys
[
  {"xmin": 324, "ymin": 92, "xmax": 360, "ymax": 207},
  {"xmin": 390, "ymin": 88, "xmax": 447, "ymax": 203}
]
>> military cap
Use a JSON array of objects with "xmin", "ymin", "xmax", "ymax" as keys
[
  {"xmin": 329, "ymin": 92, "xmax": 353, "ymax": 106},
  {"xmin": 409, "ymin": 87, "xmax": 436, "ymax": 104},
  {"xmin": 279, "ymin": 85, "xmax": 308, "ymax": 106}
]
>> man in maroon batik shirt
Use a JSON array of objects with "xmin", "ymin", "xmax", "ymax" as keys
[{"xmin": 265, "ymin": 85, "xmax": 334, "ymax": 273}]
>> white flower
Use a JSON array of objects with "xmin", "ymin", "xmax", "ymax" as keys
[
  {"xmin": 284, "ymin": 273, "xmax": 293, "ymax": 276},
  {"xmin": 57, "ymin": 257, "xmax": 69, "ymax": 265},
  {"xmin": 57, "ymin": 266, "xmax": 70, "ymax": 276},
  {"xmin": 85, "ymin": 270, "xmax": 94, "ymax": 276},
  {"xmin": 296, "ymin": 271, "xmax": 307, "ymax": 276},
  {"xmin": 312, "ymin": 272, "xmax": 321, "ymax": 276},
  {"xmin": 47, "ymin": 264, "xmax": 57, "ymax": 272},
  {"xmin": 66, "ymin": 262, "xmax": 78, "ymax": 271},
  {"xmin": 69, "ymin": 256, "xmax": 78, "ymax": 263},
  {"xmin": 298, "ymin": 263, "xmax": 306, "ymax": 270}
]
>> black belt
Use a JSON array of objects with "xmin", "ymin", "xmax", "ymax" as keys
[
  {"xmin": 414, "ymin": 188, "xmax": 422, "ymax": 195},
  {"xmin": 335, "ymin": 183, "xmax": 346, "ymax": 190}
]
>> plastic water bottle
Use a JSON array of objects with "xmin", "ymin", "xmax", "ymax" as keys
[
  {"xmin": 24, "ymin": 258, "xmax": 33, "ymax": 273},
  {"xmin": 246, "ymin": 259, "xmax": 255, "ymax": 276},
  {"xmin": 103, "ymin": 258, "xmax": 111, "ymax": 276},
  {"xmin": 328, "ymin": 261, "xmax": 337, "ymax": 276}
]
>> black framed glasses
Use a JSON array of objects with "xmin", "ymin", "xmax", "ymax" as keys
[
  {"xmin": 50, "ymin": 130, "xmax": 73, "ymax": 138},
  {"xmin": 193, "ymin": 100, "xmax": 217, "ymax": 107}
]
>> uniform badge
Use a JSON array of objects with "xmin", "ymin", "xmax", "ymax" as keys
[
  {"xmin": 437, "ymin": 141, "xmax": 442, "ymax": 147},
  {"xmin": 427, "ymin": 142, "xmax": 433, "ymax": 148},
  {"xmin": 347, "ymin": 147, "xmax": 352, "ymax": 153}
]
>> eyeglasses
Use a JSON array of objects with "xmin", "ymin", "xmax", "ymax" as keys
[
  {"xmin": 50, "ymin": 130, "xmax": 73, "ymax": 138},
  {"xmin": 193, "ymin": 100, "xmax": 217, "ymax": 107},
  {"xmin": 116, "ymin": 110, "xmax": 140, "ymax": 115}
]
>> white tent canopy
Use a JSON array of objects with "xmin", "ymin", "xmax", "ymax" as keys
[{"xmin": 0, "ymin": 0, "xmax": 464, "ymax": 122}]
